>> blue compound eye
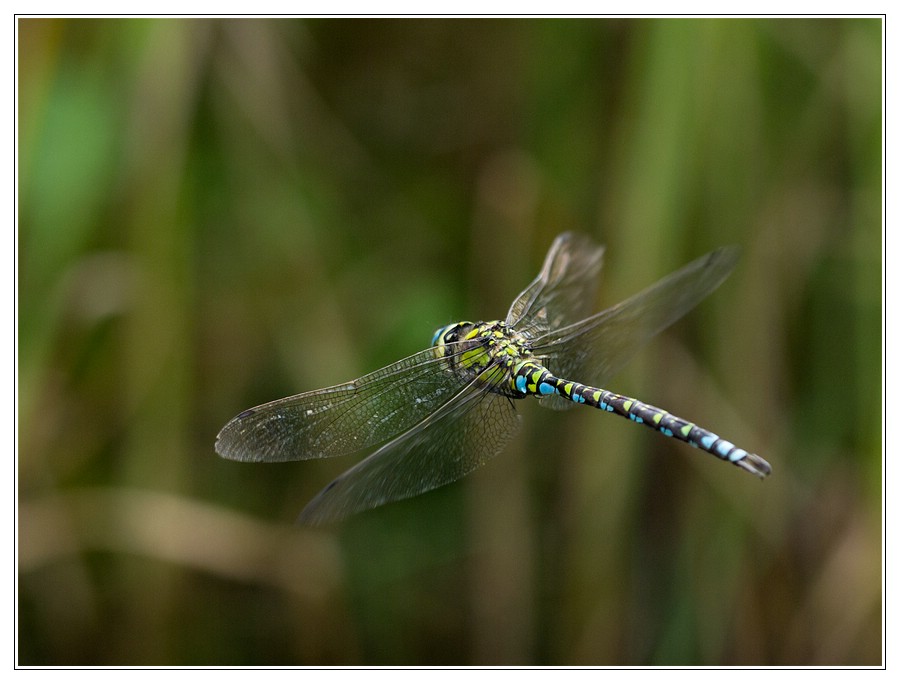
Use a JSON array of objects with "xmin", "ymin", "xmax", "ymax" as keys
[
  {"xmin": 432, "ymin": 325, "xmax": 450, "ymax": 347},
  {"xmin": 432, "ymin": 322, "xmax": 471, "ymax": 346}
]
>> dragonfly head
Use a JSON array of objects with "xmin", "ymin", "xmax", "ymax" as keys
[{"xmin": 432, "ymin": 321, "xmax": 474, "ymax": 350}]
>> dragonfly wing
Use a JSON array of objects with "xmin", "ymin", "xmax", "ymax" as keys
[
  {"xmin": 298, "ymin": 369, "xmax": 521, "ymax": 525},
  {"xmin": 532, "ymin": 246, "xmax": 740, "ymax": 390},
  {"xmin": 506, "ymin": 232, "xmax": 604, "ymax": 335},
  {"xmin": 215, "ymin": 346, "xmax": 473, "ymax": 462}
]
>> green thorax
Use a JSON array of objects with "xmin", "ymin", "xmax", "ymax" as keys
[{"xmin": 432, "ymin": 320, "xmax": 539, "ymax": 394}]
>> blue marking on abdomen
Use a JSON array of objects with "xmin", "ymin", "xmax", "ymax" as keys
[
  {"xmin": 700, "ymin": 434, "xmax": 719, "ymax": 450},
  {"xmin": 715, "ymin": 439, "xmax": 735, "ymax": 457},
  {"xmin": 538, "ymin": 381, "xmax": 556, "ymax": 396},
  {"xmin": 727, "ymin": 447, "xmax": 748, "ymax": 462}
]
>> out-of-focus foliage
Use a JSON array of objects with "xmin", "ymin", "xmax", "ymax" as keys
[{"xmin": 18, "ymin": 18, "xmax": 882, "ymax": 665}]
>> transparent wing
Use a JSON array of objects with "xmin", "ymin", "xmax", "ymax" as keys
[
  {"xmin": 215, "ymin": 343, "xmax": 479, "ymax": 462},
  {"xmin": 505, "ymin": 232, "xmax": 605, "ymax": 336},
  {"xmin": 531, "ymin": 247, "xmax": 740, "ymax": 409},
  {"xmin": 298, "ymin": 368, "xmax": 522, "ymax": 525}
]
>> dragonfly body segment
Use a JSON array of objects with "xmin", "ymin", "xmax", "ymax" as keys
[{"xmin": 216, "ymin": 233, "xmax": 771, "ymax": 524}]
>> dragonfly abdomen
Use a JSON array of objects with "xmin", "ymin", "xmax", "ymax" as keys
[{"xmin": 511, "ymin": 361, "xmax": 771, "ymax": 478}]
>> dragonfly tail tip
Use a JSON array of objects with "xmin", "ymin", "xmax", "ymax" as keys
[{"xmin": 737, "ymin": 452, "xmax": 772, "ymax": 479}]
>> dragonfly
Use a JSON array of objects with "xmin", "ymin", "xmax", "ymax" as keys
[{"xmin": 216, "ymin": 233, "xmax": 770, "ymax": 525}]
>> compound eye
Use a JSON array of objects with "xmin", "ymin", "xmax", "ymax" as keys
[
  {"xmin": 432, "ymin": 325, "xmax": 452, "ymax": 347},
  {"xmin": 432, "ymin": 322, "xmax": 471, "ymax": 347}
]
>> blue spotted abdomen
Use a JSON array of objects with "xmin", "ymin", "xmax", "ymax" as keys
[{"xmin": 510, "ymin": 360, "xmax": 770, "ymax": 478}]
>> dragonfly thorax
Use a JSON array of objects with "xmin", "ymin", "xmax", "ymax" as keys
[{"xmin": 432, "ymin": 320, "xmax": 535, "ymax": 390}]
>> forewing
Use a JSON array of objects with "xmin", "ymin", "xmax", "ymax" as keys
[
  {"xmin": 298, "ymin": 371, "xmax": 522, "ymax": 525},
  {"xmin": 215, "ymin": 345, "xmax": 473, "ymax": 462},
  {"xmin": 533, "ymin": 246, "xmax": 740, "ymax": 399},
  {"xmin": 506, "ymin": 232, "xmax": 604, "ymax": 335}
]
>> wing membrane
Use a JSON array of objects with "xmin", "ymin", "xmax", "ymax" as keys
[
  {"xmin": 299, "ymin": 367, "xmax": 521, "ymax": 524},
  {"xmin": 531, "ymin": 246, "xmax": 740, "ymax": 394},
  {"xmin": 216, "ymin": 342, "xmax": 479, "ymax": 462},
  {"xmin": 506, "ymin": 232, "xmax": 604, "ymax": 335}
]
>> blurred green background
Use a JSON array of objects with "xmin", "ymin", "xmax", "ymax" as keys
[{"xmin": 18, "ymin": 18, "xmax": 882, "ymax": 665}]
